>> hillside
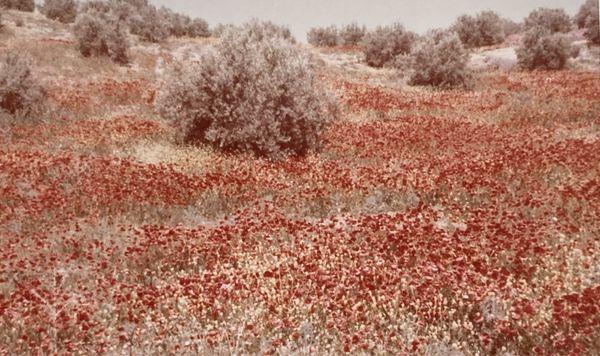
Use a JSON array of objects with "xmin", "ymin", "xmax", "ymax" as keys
[{"xmin": 1, "ymin": 7, "xmax": 599, "ymax": 355}]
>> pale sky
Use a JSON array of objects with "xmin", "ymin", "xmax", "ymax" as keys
[{"xmin": 150, "ymin": 0, "xmax": 586, "ymax": 41}]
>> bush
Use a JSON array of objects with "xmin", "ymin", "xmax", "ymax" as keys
[
  {"xmin": 575, "ymin": 0, "xmax": 597, "ymax": 29},
  {"xmin": 212, "ymin": 23, "xmax": 234, "ymax": 38},
  {"xmin": 74, "ymin": 10, "xmax": 129, "ymax": 64},
  {"xmin": 158, "ymin": 8, "xmax": 209, "ymax": 38},
  {"xmin": 406, "ymin": 30, "xmax": 471, "ymax": 89},
  {"xmin": 187, "ymin": 18, "xmax": 210, "ymax": 37},
  {"xmin": 0, "ymin": 0, "xmax": 35, "ymax": 12},
  {"xmin": 0, "ymin": 52, "xmax": 46, "ymax": 119},
  {"xmin": 41, "ymin": 0, "xmax": 78, "ymax": 23},
  {"xmin": 501, "ymin": 18, "xmax": 523, "ymax": 36},
  {"xmin": 583, "ymin": 3, "xmax": 599, "ymax": 44},
  {"xmin": 340, "ymin": 23, "xmax": 366, "ymax": 46},
  {"xmin": 128, "ymin": 4, "xmax": 169, "ymax": 42},
  {"xmin": 245, "ymin": 20, "xmax": 295, "ymax": 43},
  {"xmin": 307, "ymin": 26, "xmax": 339, "ymax": 47},
  {"xmin": 454, "ymin": 11, "xmax": 505, "ymax": 48},
  {"xmin": 362, "ymin": 23, "xmax": 416, "ymax": 68},
  {"xmin": 156, "ymin": 21, "xmax": 338, "ymax": 159},
  {"xmin": 523, "ymin": 8, "xmax": 571, "ymax": 33},
  {"xmin": 517, "ymin": 26, "xmax": 570, "ymax": 70}
]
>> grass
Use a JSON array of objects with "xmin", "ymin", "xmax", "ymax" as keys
[{"xmin": 1, "ymin": 9, "xmax": 600, "ymax": 355}]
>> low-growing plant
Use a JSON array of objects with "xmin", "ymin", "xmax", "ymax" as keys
[
  {"xmin": 523, "ymin": 7, "xmax": 572, "ymax": 33},
  {"xmin": 0, "ymin": 0, "xmax": 35, "ymax": 12},
  {"xmin": 0, "ymin": 52, "xmax": 46, "ymax": 119},
  {"xmin": 307, "ymin": 26, "xmax": 339, "ymax": 47},
  {"xmin": 517, "ymin": 26, "xmax": 571, "ymax": 70},
  {"xmin": 74, "ymin": 10, "xmax": 129, "ymax": 64},
  {"xmin": 406, "ymin": 30, "xmax": 471, "ymax": 89},
  {"xmin": 454, "ymin": 11, "xmax": 505, "ymax": 48},
  {"xmin": 340, "ymin": 23, "xmax": 366, "ymax": 46},
  {"xmin": 41, "ymin": 0, "xmax": 78, "ymax": 24},
  {"xmin": 156, "ymin": 21, "xmax": 338, "ymax": 159},
  {"xmin": 362, "ymin": 23, "xmax": 416, "ymax": 68}
]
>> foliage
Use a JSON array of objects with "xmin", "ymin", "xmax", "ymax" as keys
[
  {"xmin": 307, "ymin": 25, "xmax": 339, "ymax": 47},
  {"xmin": 73, "ymin": 10, "xmax": 129, "ymax": 64},
  {"xmin": 339, "ymin": 23, "xmax": 366, "ymax": 45},
  {"xmin": 406, "ymin": 30, "xmax": 471, "ymax": 88},
  {"xmin": 41, "ymin": 0, "xmax": 78, "ymax": 24},
  {"xmin": 156, "ymin": 21, "xmax": 337, "ymax": 159},
  {"xmin": 128, "ymin": 4, "xmax": 169, "ymax": 42},
  {"xmin": 501, "ymin": 18, "xmax": 523, "ymax": 36},
  {"xmin": 517, "ymin": 26, "xmax": 571, "ymax": 70},
  {"xmin": 575, "ymin": 0, "xmax": 598, "ymax": 29},
  {"xmin": 0, "ymin": 52, "xmax": 46, "ymax": 119},
  {"xmin": 454, "ymin": 11, "xmax": 506, "ymax": 48},
  {"xmin": 581, "ymin": 1, "xmax": 599, "ymax": 44},
  {"xmin": 523, "ymin": 7, "xmax": 572, "ymax": 33},
  {"xmin": 362, "ymin": 23, "xmax": 416, "ymax": 68},
  {"xmin": 0, "ymin": 0, "xmax": 35, "ymax": 12},
  {"xmin": 212, "ymin": 23, "xmax": 234, "ymax": 37}
]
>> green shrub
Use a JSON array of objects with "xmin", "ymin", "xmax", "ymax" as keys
[
  {"xmin": 307, "ymin": 26, "xmax": 339, "ymax": 47},
  {"xmin": 41, "ymin": 0, "xmax": 78, "ymax": 24},
  {"xmin": 406, "ymin": 30, "xmax": 471, "ymax": 89},
  {"xmin": 74, "ymin": 10, "xmax": 129, "ymax": 64},
  {"xmin": 454, "ymin": 11, "xmax": 505, "ymax": 48},
  {"xmin": 340, "ymin": 23, "xmax": 366, "ymax": 46},
  {"xmin": 575, "ymin": 0, "xmax": 597, "ymax": 29},
  {"xmin": 0, "ymin": 52, "xmax": 46, "ymax": 119},
  {"xmin": 523, "ymin": 8, "xmax": 572, "ymax": 33},
  {"xmin": 156, "ymin": 21, "xmax": 338, "ymax": 159},
  {"xmin": 362, "ymin": 23, "xmax": 416, "ymax": 68},
  {"xmin": 580, "ymin": 1, "xmax": 599, "ymax": 44},
  {"xmin": 517, "ymin": 26, "xmax": 570, "ymax": 70},
  {"xmin": 0, "ymin": 0, "xmax": 35, "ymax": 12}
]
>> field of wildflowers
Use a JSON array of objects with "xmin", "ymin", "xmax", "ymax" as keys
[{"xmin": 1, "ymin": 9, "xmax": 599, "ymax": 356}]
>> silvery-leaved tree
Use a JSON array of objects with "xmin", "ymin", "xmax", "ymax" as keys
[
  {"xmin": 406, "ymin": 30, "xmax": 471, "ymax": 89},
  {"xmin": 156, "ymin": 21, "xmax": 338, "ymax": 160},
  {"xmin": 362, "ymin": 24, "xmax": 416, "ymax": 68},
  {"xmin": 73, "ymin": 9, "xmax": 129, "ymax": 64},
  {"xmin": 517, "ymin": 26, "xmax": 571, "ymax": 70}
]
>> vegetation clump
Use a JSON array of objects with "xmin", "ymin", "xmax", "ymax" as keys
[
  {"xmin": 340, "ymin": 23, "xmax": 366, "ymax": 45},
  {"xmin": 453, "ymin": 11, "xmax": 506, "ymax": 48},
  {"xmin": 362, "ymin": 23, "xmax": 416, "ymax": 68},
  {"xmin": 0, "ymin": 0, "xmax": 35, "ymax": 12},
  {"xmin": 517, "ymin": 26, "xmax": 571, "ymax": 70},
  {"xmin": 41, "ymin": 0, "xmax": 78, "ymax": 23},
  {"xmin": 575, "ymin": 0, "xmax": 599, "ymax": 44},
  {"xmin": 74, "ymin": 9, "xmax": 129, "ymax": 64},
  {"xmin": 307, "ymin": 26, "xmax": 339, "ymax": 47},
  {"xmin": 0, "ymin": 52, "xmax": 46, "ymax": 119},
  {"xmin": 523, "ymin": 7, "xmax": 572, "ymax": 33},
  {"xmin": 157, "ymin": 21, "xmax": 337, "ymax": 159},
  {"xmin": 406, "ymin": 30, "xmax": 471, "ymax": 88}
]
